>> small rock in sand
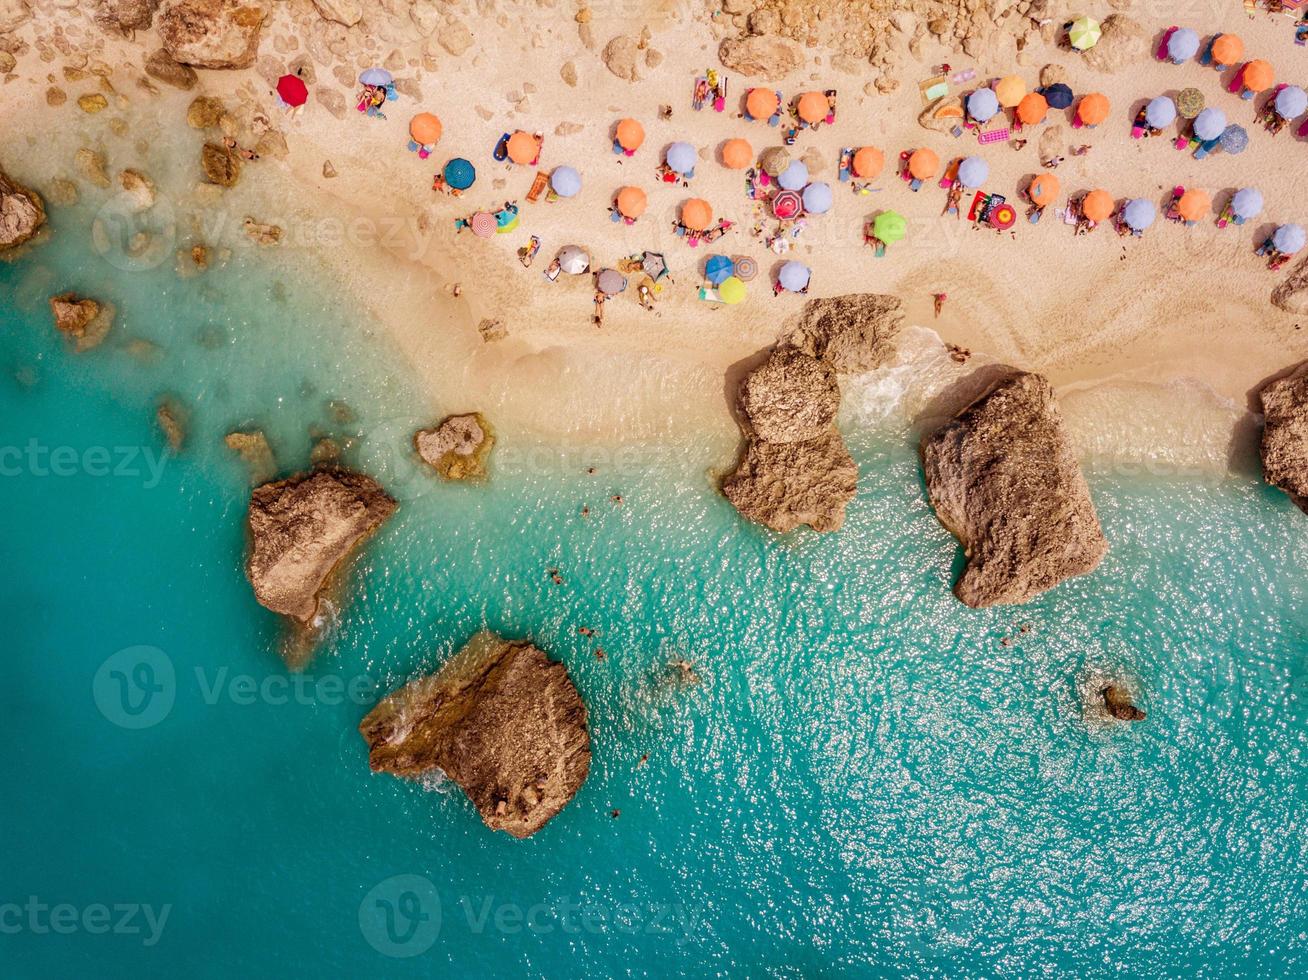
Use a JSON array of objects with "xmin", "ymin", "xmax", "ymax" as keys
[
  {"xmin": 559, "ymin": 60, "xmax": 577, "ymax": 87},
  {"xmin": 187, "ymin": 95, "xmax": 226, "ymax": 128},
  {"xmin": 46, "ymin": 86, "xmax": 67, "ymax": 106},
  {"xmin": 438, "ymin": 19, "xmax": 473, "ymax": 57},
  {"xmin": 322, "ymin": 160, "xmax": 337, "ymax": 178},
  {"xmin": 477, "ymin": 317, "xmax": 506, "ymax": 342},
  {"xmin": 144, "ymin": 48, "xmax": 198, "ymax": 90},
  {"xmin": 242, "ymin": 217, "xmax": 283, "ymax": 246},
  {"xmin": 78, "ymin": 93, "xmax": 110, "ymax": 114}
]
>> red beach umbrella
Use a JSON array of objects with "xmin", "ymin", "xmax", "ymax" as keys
[
  {"xmin": 276, "ymin": 74, "xmax": 308, "ymax": 107},
  {"xmin": 771, "ymin": 189, "xmax": 803, "ymax": 219},
  {"xmin": 989, "ymin": 203, "xmax": 1017, "ymax": 229}
]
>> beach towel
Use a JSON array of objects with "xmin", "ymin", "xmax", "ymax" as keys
[{"xmin": 526, "ymin": 171, "xmax": 548, "ymax": 203}]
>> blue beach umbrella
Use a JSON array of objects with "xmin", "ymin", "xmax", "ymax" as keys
[
  {"xmin": 801, "ymin": 182, "xmax": 833, "ymax": 215},
  {"xmin": 1231, "ymin": 188, "xmax": 1263, "ymax": 220},
  {"xmin": 1168, "ymin": 28, "xmax": 1200, "ymax": 63},
  {"xmin": 359, "ymin": 68, "xmax": 392, "ymax": 87},
  {"xmin": 666, "ymin": 141, "xmax": 697, "ymax": 174},
  {"xmin": 1145, "ymin": 96, "xmax": 1176, "ymax": 129},
  {"xmin": 1276, "ymin": 85, "xmax": 1308, "ymax": 120},
  {"xmin": 778, "ymin": 261, "xmax": 810, "ymax": 292},
  {"xmin": 1219, "ymin": 125, "xmax": 1248, "ymax": 155},
  {"xmin": 967, "ymin": 88, "xmax": 999, "ymax": 122},
  {"xmin": 1274, "ymin": 224, "xmax": 1306, "ymax": 255},
  {"xmin": 957, "ymin": 156, "xmax": 989, "ymax": 188},
  {"xmin": 550, "ymin": 165, "xmax": 582, "ymax": 197},
  {"xmin": 1042, "ymin": 83, "xmax": 1074, "ymax": 110},
  {"xmin": 1193, "ymin": 107, "xmax": 1226, "ymax": 141},
  {"xmin": 704, "ymin": 254, "xmax": 735, "ymax": 285},
  {"xmin": 1123, "ymin": 199, "xmax": 1156, "ymax": 231},
  {"xmin": 777, "ymin": 160, "xmax": 809, "ymax": 190},
  {"xmin": 443, "ymin": 157, "xmax": 475, "ymax": 190}
]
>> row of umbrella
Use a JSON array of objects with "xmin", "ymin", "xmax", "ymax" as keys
[
  {"xmin": 742, "ymin": 90, "xmax": 829, "ymax": 124},
  {"xmin": 966, "ymin": 79, "xmax": 1110, "ymax": 127}
]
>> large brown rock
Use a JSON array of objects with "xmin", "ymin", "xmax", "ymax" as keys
[
  {"xmin": 0, "ymin": 0, "xmax": 31, "ymax": 33},
  {"xmin": 201, "ymin": 141, "xmax": 240, "ymax": 186},
  {"xmin": 158, "ymin": 0, "xmax": 267, "ymax": 70},
  {"xmin": 144, "ymin": 48, "xmax": 199, "ymax": 89},
  {"xmin": 414, "ymin": 412, "xmax": 494, "ymax": 480},
  {"xmin": 783, "ymin": 293, "xmax": 906, "ymax": 374},
  {"xmin": 922, "ymin": 371, "xmax": 1108, "ymax": 607},
  {"xmin": 359, "ymin": 632, "xmax": 591, "ymax": 839},
  {"xmin": 1272, "ymin": 255, "xmax": 1308, "ymax": 315},
  {"xmin": 49, "ymin": 293, "xmax": 112, "ymax": 351},
  {"xmin": 717, "ymin": 35, "xmax": 803, "ymax": 79},
  {"xmin": 1258, "ymin": 361, "xmax": 1308, "ymax": 511},
  {"xmin": 245, "ymin": 468, "xmax": 396, "ymax": 623},
  {"xmin": 739, "ymin": 347, "xmax": 839, "ymax": 444},
  {"xmin": 1083, "ymin": 14, "xmax": 1145, "ymax": 73},
  {"xmin": 0, "ymin": 164, "xmax": 46, "ymax": 253},
  {"xmin": 722, "ymin": 429, "xmax": 857, "ymax": 533},
  {"xmin": 601, "ymin": 34, "xmax": 642, "ymax": 81},
  {"xmin": 1102, "ymin": 685, "xmax": 1145, "ymax": 722},
  {"xmin": 96, "ymin": 0, "xmax": 160, "ymax": 34}
]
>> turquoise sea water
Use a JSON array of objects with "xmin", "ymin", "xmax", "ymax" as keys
[{"xmin": 3, "ymin": 201, "xmax": 1307, "ymax": 978}]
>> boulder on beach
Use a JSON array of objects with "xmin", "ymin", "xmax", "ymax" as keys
[
  {"xmin": 1258, "ymin": 361, "xmax": 1308, "ymax": 511},
  {"xmin": 49, "ymin": 293, "xmax": 112, "ymax": 351},
  {"xmin": 201, "ymin": 141, "xmax": 240, "ymax": 186},
  {"xmin": 783, "ymin": 293, "xmax": 906, "ymax": 374},
  {"xmin": 1083, "ymin": 14, "xmax": 1145, "ymax": 73},
  {"xmin": 602, "ymin": 34, "xmax": 642, "ymax": 81},
  {"xmin": 0, "ymin": 164, "xmax": 46, "ymax": 254},
  {"xmin": 187, "ymin": 95, "xmax": 226, "ymax": 128},
  {"xmin": 922, "ymin": 371, "xmax": 1108, "ymax": 607},
  {"xmin": 739, "ymin": 347, "xmax": 840, "ymax": 444},
  {"xmin": 96, "ymin": 0, "xmax": 160, "ymax": 35},
  {"xmin": 722, "ymin": 429, "xmax": 857, "ymax": 533},
  {"xmin": 158, "ymin": 0, "xmax": 267, "ymax": 70},
  {"xmin": 414, "ymin": 412, "xmax": 495, "ymax": 480},
  {"xmin": 718, "ymin": 35, "xmax": 803, "ymax": 78},
  {"xmin": 1102, "ymin": 685, "xmax": 1146, "ymax": 722},
  {"xmin": 245, "ymin": 468, "xmax": 396, "ymax": 624},
  {"xmin": 359, "ymin": 631, "xmax": 591, "ymax": 839},
  {"xmin": 144, "ymin": 48, "xmax": 198, "ymax": 89}
]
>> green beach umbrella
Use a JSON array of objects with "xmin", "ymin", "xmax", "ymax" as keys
[
  {"xmin": 873, "ymin": 210, "xmax": 907, "ymax": 244},
  {"xmin": 1069, "ymin": 16, "xmax": 1101, "ymax": 51},
  {"xmin": 717, "ymin": 276, "xmax": 746, "ymax": 305}
]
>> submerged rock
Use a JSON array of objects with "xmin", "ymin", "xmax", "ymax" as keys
[
  {"xmin": 739, "ymin": 347, "xmax": 839, "ymax": 444},
  {"xmin": 75, "ymin": 148, "xmax": 111, "ymax": 189},
  {"xmin": 922, "ymin": 371, "xmax": 1108, "ymax": 607},
  {"xmin": 49, "ymin": 293, "xmax": 112, "ymax": 351},
  {"xmin": 201, "ymin": 141, "xmax": 240, "ymax": 186},
  {"xmin": 224, "ymin": 429, "xmax": 276, "ymax": 484},
  {"xmin": 119, "ymin": 169, "xmax": 156, "ymax": 210},
  {"xmin": 1102, "ymin": 685, "xmax": 1146, "ymax": 722},
  {"xmin": 783, "ymin": 293, "xmax": 906, "ymax": 375},
  {"xmin": 0, "ymin": 164, "xmax": 46, "ymax": 253},
  {"xmin": 187, "ymin": 94, "xmax": 226, "ymax": 128},
  {"xmin": 159, "ymin": 0, "xmax": 266, "ymax": 70},
  {"xmin": 359, "ymin": 632, "xmax": 591, "ymax": 839},
  {"xmin": 245, "ymin": 468, "xmax": 396, "ymax": 624},
  {"xmin": 242, "ymin": 217, "xmax": 282, "ymax": 246},
  {"xmin": 722, "ymin": 429, "xmax": 857, "ymax": 533},
  {"xmin": 414, "ymin": 412, "xmax": 494, "ymax": 480},
  {"xmin": 1258, "ymin": 361, "xmax": 1308, "ymax": 511},
  {"xmin": 144, "ymin": 48, "xmax": 198, "ymax": 89},
  {"xmin": 155, "ymin": 395, "xmax": 188, "ymax": 452},
  {"xmin": 718, "ymin": 35, "xmax": 803, "ymax": 78}
]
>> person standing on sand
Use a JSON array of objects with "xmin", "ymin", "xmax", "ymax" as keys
[{"xmin": 934, "ymin": 293, "xmax": 946, "ymax": 318}]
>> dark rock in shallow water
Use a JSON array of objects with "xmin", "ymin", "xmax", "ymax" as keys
[
  {"xmin": 0, "ymin": 163, "xmax": 46, "ymax": 253},
  {"xmin": 359, "ymin": 632, "xmax": 591, "ymax": 839},
  {"xmin": 49, "ymin": 293, "xmax": 112, "ymax": 351},
  {"xmin": 922, "ymin": 370, "xmax": 1108, "ymax": 607},
  {"xmin": 722, "ymin": 428, "xmax": 857, "ymax": 533},
  {"xmin": 1102, "ymin": 685, "xmax": 1146, "ymax": 722},
  {"xmin": 201, "ymin": 142, "xmax": 240, "ymax": 187},
  {"xmin": 1258, "ymin": 361, "xmax": 1308, "ymax": 512},
  {"xmin": 414, "ymin": 412, "xmax": 494, "ymax": 480}
]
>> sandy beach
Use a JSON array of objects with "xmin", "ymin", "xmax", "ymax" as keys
[{"xmin": 3, "ymin": 0, "xmax": 1306, "ymax": 468}]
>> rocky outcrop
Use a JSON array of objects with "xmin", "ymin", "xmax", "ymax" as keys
[
  {"xmin": 717, "ymin": 35, "xmax": 803, "ymax": 78},
  {"xmin": 783, "ymin": 293, "xmax": 906, "ymax": 375},
  {"xmin": 158, "ymin": 0, "xmax": 267, "ymax": 70},
  {"xmin": 49, "ymin": 293, "xmax": 112, "ymax": 351},
  {"xmin": 119, "ymin": 169, "xmax": 156, "ymax": 210},
  {"xmin": 359, "ymin": 632, "xmax": 590, "ymax": 839},
  {"xmin": 201, "ymin": 142, "xmax": 240, "ymax": 186},
  {"xmin": 0, "ymin": 0, "xmax": 31, "ymax": 33},
  {"xmin": 739, "ymin": 347, "xmax": 839, "ymax": 444},
  {"xmin": 1083, "ymin": 14, "xmax": 1145, "ymax": 73},
  {"xmin": 144, "ymin": 48, "xmax": 199, "ymax": 89},
  {"xmin": 722, "ymin": 430, "xmax": 857, "ymax": 533},
  {"xmin": 1258, "ymin": 361, "xmax": 1308, "ymax": 511},
  {"xmin": 602, "ymin": 34, "xmax": 642, "ymax": 81},
  {"xmin": 0, "ymin": 165, "xmax": 46, "ymax": 254},
  {"xmin": 242, "ymin": 217, "xmax": 282, "ymax": 246},
  {"xmin": 922, "ymin": 371, "xmax": 1108, "ymax": 607},
  {"xmin": 414, "ymin": 412, "xmax": 494, "ymax": 481},
  {"xmin": 187, "ymin": 95, "xmax": 226, "ymax": 128},
  {"xmin": 96, "ymin": 0, "xmax": 160, "ymax": 34},
  {"xmin": 155, "ymin": 395, "xmax": 187, "ymax": 452},
  {"xmin": 1102, "ymin": 685, "xmax": 1145, "ymax": 722},
  {"xmin": 224, "ymin": 429, "xmax": 276, "ymax": 484},
  {"xmin": 245, "ymin": 468, "xmax": 396, "ymax": 624},
  {"xmin": 309, "ymin": 0, "xmax": 360, "ymax": 27},
  {"xmin": 1272, "ymin": 255, "xmax": 1308, "ymax": 315}
]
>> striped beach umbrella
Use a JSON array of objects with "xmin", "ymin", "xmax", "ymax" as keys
[
  {"xmin": 771, "ymin": 189, "xmax": 803, "ymax": 219},
  {"xmin": 1069, "ymin": 16, "xmax": 1101, "ymax": 51},
  {"xmin": 732, "ymin": 255, "xmax": 758, "ymax": 282},
  {"xmin": 470, "ymin": 211, "xmax": 496, "ymax": 238}
]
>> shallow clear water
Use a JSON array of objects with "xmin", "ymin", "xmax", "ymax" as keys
[{"xmin": 3, "ymin": 202, "xmax": 1307, "ymax": 978}]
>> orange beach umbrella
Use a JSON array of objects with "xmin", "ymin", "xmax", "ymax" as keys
[
  {"xmin": 908, "ymin": 148, "xmax": 939, "ymax": 180},
  {"xmin": 995, "ymin": 75, "xmax": 1026, "ymax": 108},
  {"xmin": 1242, "ymin": 59, "xmax": 1274, "ymax": 93},
  {"xmin": 1029, "ymin": 173, "xmax": 1060, "ymax": 205},
  {"xmin": 616, "ymin": 186, "xmax": 647, "ymax": 218},
  {"xmin": 1177, "ymin": 189, "xmax": 1210, "ymax": 221},
  {"xmin": 852, "ymin": 146, "xmax": 884, "ymax": 179},
  {"xmin": 1212, "ymin": 34, "xmax": 1243, "ymax": 65},
  {"xmin": 1082, "ymin": 189, "xmax": 1113, "ymax": 222},
  {"xmin": 797, "ymin": 91, "xmax": 828, "ymax": 124},
  {"xmin": 616, "ymin": 118, "xmax": 644, "ymax": 151},
  {"xmin": 507, "ymin": 131, "xmax": 539, "ymax": 165},
  {"xmin": 721, "ymin": 138, "xmax": 752, "ymax": 169},
  {"xmin": 681, "ymin": 198, "xmax": 713, "ymax": 231},
  {"xmin": 409, "ymin": 112, "xmax": 442, "ymax": 145},
  {"xmin": 1076, "ymin": 93, "xmax": 1110, "ymax": 126},
  {"xmin": 1017, "ymin": 92, "xmax": 1048, "ymax": 125},
  {"xmin": 746, "ymin": 88, "xmax": 779, "ymax": 120}
]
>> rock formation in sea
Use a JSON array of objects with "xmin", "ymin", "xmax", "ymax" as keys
[
  {"xmin": 1102, "ymin": 685, "xmax": 1146, "ymax": 722},
  {"xmin": 0, "ymin": 163, "xmax": 46, "ymax": 253},
  {"xmin": 245, "ymin": 468, "xmax": 396, "ymax": 625},
  {"xmin": 49, "ymin": 293, "xmax": 112, "ymax": 352},
  {"xmin": 155, "ymin": 395, "xmax": 188, "ymax": 452},
  {"xmin": 414, "ymin": 412, "xmax": 495, "ymax": 481},
  {"xmin": 1257, "ymin": 361, "xmax": 1308, "ymax": 512},
  {"xmin": 224, "ymin": 430, "xmax": 276, "ymax": 483},
  {"xmin": 722, "ymin": 293, "xmax": 906, "ymax": 533},
  {"xmin": 359, "ymin": 631, "xmax": 590, "ymax": 839},
  {"xmin": 144, "ymin": 48, "xmax": 198, "ymax": 89},
  {"xmin": 158, "ymin": 0, "xmax": 266, "ymax": 69},
  {"xmin": 922, "ymin": 371, "xmax": 1108, "ymax": 607}
]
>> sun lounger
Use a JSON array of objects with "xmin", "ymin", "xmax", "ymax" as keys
[
  {"xmin": 526, "ymin": 171, "xmax": 549, "ymax": 202},
  {"xmin": 838, "ymin": 148, "xmax": 853, "ymax": 182},
  {"xmin": 977, "ymin": 127, "xmax": 1010, "ymax": 145}
]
